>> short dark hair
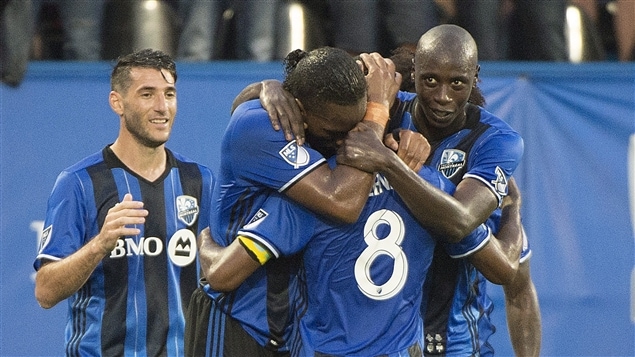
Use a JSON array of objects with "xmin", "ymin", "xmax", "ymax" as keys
[
  {"xmin": 282, "ymin": 47, "xmax": 366, "ymax": 113},
  {"xmin": 110, "ymin": 49, "xmax": 177, "ymax": 93}
]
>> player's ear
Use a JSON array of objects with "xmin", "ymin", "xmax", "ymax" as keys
[
  {"xmin": 109, "ymin": 91, "xmax": 124, "ymax": 115},
  {"xmin": 294, "ymin": 98, "xmax": 306, "ymax": 116}
]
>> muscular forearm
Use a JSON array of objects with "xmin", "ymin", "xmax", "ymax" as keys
[
  {"xmin": 504, "ymin": 262, "xmax": 542, "ymax": 357},
  {"xmin": 496, "ymin": 200, "xmax": 523, "ymax": 269},
  {"xmin": 380, "ymin": 155, "xmax": 478, "ymax": 242},
  {"xmin": 286, "ymin": 164, "xmax": 375, "ymax": 224},
  {"xmin": 35, "ymin": 237, "xmax": 109, "ymax": 309},
  {"xmin": 198, "ymin": 228, "xmax": 260, "ymax": 291}
]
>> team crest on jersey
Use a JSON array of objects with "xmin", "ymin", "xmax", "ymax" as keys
[
  {"xmin": 491, "ymin": 166, "xmax": 508, "ymax": 196},
  {"xmin": 279, "ymin": 140, "xmax": 310, "ymax": 169},
  {"xmin": 168, "ymin": 229, "xmax": 197, "ymax": 267},
  {"xmin": 39, "ymin": 225, "xmax": 52, "ymax": 253},
  {"xmin": 438, "ymin": 149, "xmax": 466, "ymax": 179},
  {"xmin": 176, "ymin": 195, "xmax": 199, "ymax": 226}
]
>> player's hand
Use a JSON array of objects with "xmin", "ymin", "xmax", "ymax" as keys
[
  {"xmin": 259, "ymin": 80, "xmax": 305, "ymax": 145},
  {"xmin": 96, "ymin": 193, "xmax": 147, "ymax": 255},
  {"xmin": 384, "ymin": 129, "xmax": 430, "ymax": 172},
  {"xmin": 358, "ymin": 53, "xmax": 401, "ymax": 109},
  {"xmin": 337, "ymin": 121, "xmax": 392, "ymax": 173}
]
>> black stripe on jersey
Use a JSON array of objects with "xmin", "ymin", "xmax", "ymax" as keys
[
  {"xmin": 175, "ymin": 160, "xmax": 203, "ymax": 313},
  {"xmin": 87, "ymin": 159, "xmax": 129, "ymax": 357},
  {"xmin": 67, "ymin": 284, "xmax": 92, "ymax": 357},
  {"xmin": 264, "ymin": 253, "xmax": 301, "ymax": 351},
  {"xmin": 226, "ymin": 188, "xmax": 256, "ymax": 244},
  {"xmin": 461, "ymin": 264, "xmax": 480, "ymax": 354},
  {"xmin": 289, "ymin": 261, "xmax": 308, "ymax": 356},
  {"xmin": 139, "ymin": 173, "xmax": 170, "ymax": 357},
  {"xmin": 422, "ymin": 104, "xmax": 490, "ymax": 356}
]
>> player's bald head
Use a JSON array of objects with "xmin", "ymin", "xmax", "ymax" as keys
[{"xmin": 415, "ymin": 24, "xmax": 478, "ymax": 73}]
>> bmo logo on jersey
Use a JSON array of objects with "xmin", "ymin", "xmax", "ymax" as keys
[{"xmin": 109, "ymin": 229, "xmax": 197, "ymax": 267}]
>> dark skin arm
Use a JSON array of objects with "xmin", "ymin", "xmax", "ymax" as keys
[
  {"xmin": 338, "ymin": 125, "xmax": 474, "ymax": 241},
  {"xmin": 197, "ymin": 227, "xmax": 260, "ymax": 292},
  {"xmin": 504, "ymin": 259, "xmax": 542, "ymax": 357},
  {"xmin": 338, "ymin": 125, "xmax": 522, "ymax": 282},
  {"xmin": 468, "ymin": 178, "xmax": 523, "ymax": 285},
  {"xmin": 230, "ymin": 53, "xmax": 402, "ymax": 224}
]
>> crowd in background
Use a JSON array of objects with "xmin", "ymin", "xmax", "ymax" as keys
[{"xmin": 2, "ymin": 0, "xmax": 634, "ymax": 87}]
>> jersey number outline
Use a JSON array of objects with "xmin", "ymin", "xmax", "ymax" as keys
[{"xmin": 354, "ymin": 209, "xmax": 408, "ymax": 300}]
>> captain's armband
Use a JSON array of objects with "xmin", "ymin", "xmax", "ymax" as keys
[{"xmin": 238, "ymin": 236, "xmax": 272, "ymax": 265}]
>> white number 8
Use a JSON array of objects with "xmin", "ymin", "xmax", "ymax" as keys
[{"xmin": 354, "ymin": 209, "xmax": 408, "ymax": 300}]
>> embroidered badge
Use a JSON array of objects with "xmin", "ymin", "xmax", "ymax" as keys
[
  {"xmin": 279, "ymin": 141, "xmax": 310, "ymax": 169},
  {"xmin": 176, "ymin": 195, "xmax": 199, "ymax": 226},
  {"xmin": 438, "ymin": 149, "xmax": 466, "ymax": 179},
  {"xmin": 39, "ymin": 225, "xmax": 52, "ymax": 253},
  {"xmin": 246, "ymin": 208, "xmax": 268, "ymax": 226},
  {"xmin": 491, "ymin": 166, "xmax": 508, "ymax": 196}
]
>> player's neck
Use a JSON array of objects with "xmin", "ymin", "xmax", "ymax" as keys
[{"xmin": 110, "ymin": 138, "xmax": 167, "ymax": 182}]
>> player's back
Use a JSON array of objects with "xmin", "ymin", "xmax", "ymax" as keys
[{"xmin": 297, "ymin": 167, "xmax": 487, "ymax": 356}]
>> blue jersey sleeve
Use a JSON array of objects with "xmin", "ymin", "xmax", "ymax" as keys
[
  {"xmin": 227, "ymin": 100, "xmax": 326, "ymax": 192},
  {"xmin": 34, "ymin": 170, "xmax": 92, "ymax": 270},
  {"xmin": 485, "ymin": 208, "xmax": 532, "ymax": 262},
  {"xmin": 463, "ymin": 110, "xmax": 524, "ymax": 205},
  {"xmin": 237, "ymin": 193, "xmax": 315, "ymax": 258},
  {"xmin": 444, "ymin": 224, "xmax": 491, "ymax": 258}
]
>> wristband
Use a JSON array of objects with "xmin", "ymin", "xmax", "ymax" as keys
[{"xmin": 363, "ymin": 102, "xmax": 390, "ymax": 128}]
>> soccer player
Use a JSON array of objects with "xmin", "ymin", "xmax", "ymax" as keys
[
  {"xmin": 33, "ymin": 49, "xmax": 214, "ymax": 356},
  {"xmin": 192, "ymin": 112, "xmax": 524, "ymax": 356},
  {"xmin": 184, "ymin": 47, "xmax": 406, "ymax": 356},
  {"xmin": 198, "ymin": 172, "xmax": 498, "ymax": 356},
  {"xmin": 246, "ymin": 25, "xmax": 540, "ymax": 356},
  {"xmin": 379, "ymin": 24, "xmax": 541, "ymax": 357}
]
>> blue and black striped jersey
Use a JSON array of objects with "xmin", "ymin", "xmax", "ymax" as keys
[
  {"xmin": 391, "ymin": 91, "xmax": 527, "ymax": 356},
  {"xmin": 34, "ymin": 146, "xmax": 214, "ymax": 357}
]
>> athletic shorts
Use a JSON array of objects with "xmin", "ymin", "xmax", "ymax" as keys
[{"xmin": 184, "ymin": 286, "xmax": 290, "ymax": 357}]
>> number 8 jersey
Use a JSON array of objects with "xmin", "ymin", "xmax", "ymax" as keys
[{"xmin": 237, "ymin": 165, "xmax": 491, "ymax": 356}]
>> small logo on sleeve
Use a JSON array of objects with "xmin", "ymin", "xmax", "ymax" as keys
[
  {"xmin": 246, "ymin": 208, "xmax": 268, "ymax": 226},
  {"xmin": 491, "ymin": 166, "xmax": 508, "ymax": 196},
  {"xmin": 279, "ymin": 141, "xmax": 310, "ymax": 168},
  {"xmin": 39, "ymin": 225, "xmax": 52, "ymax": 253}
]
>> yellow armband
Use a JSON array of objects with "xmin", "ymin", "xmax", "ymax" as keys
[{"xmin": 238, "ymin": 236, "xmax": 272, "ymax": 265}]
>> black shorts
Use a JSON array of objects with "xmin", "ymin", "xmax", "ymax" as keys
[{"xmin": 184, "ymin": 286, "xmax": 290, "ymax": 357}]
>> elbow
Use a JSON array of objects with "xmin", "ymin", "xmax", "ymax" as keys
[
  {"xmin": 203, "ymin": 266, "xmax": 242, "ymax": 292},
  {"xmin": 440, "ymin": 224, "xmax": 474, "ymax": 244},
  {"xmin": 34, "ymin": 285, "xmax": 58, "ymax": 309},
  {"xmin": 435, "ymin": 213, "xmax": 481, "ymax": 244},
  {"xmin": 207, "ymin": 274, "xmax": 241, "ymax": 292},
  {"xmin": 485, "ymin": 261, "xmax": 520, "ymax": 286}
]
